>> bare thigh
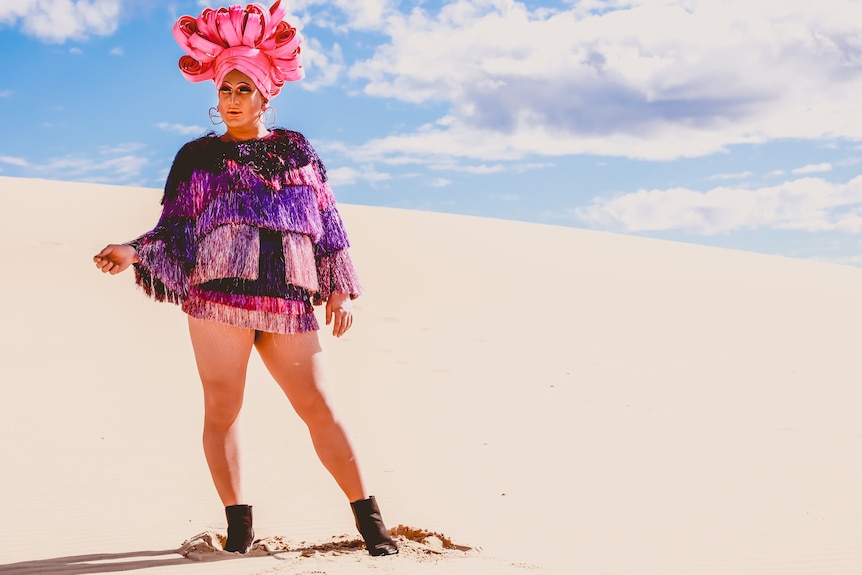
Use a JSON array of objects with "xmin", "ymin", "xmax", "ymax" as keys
[
  {"xmin": 253, "ymin": 330, "xmax": 333, "ymax": 423},
  {"xmin": 187, "ymin": 316, "xmax": 256, "ymax": 421}
]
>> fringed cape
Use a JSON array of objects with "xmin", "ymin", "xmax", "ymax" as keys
[{"xmin": 127, "ymin": 128, "xmax": 362, "ymax": 333}]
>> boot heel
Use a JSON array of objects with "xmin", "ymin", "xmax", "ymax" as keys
[
  {"xmin": 351, "ymin": 496, "xmax": 398, "ymax": 556},
  {"xmin": 224, "ymin": 504, "xmax": 254, "ymax": 553}
]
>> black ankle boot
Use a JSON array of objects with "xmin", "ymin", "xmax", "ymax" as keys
[
  {"xmin": 224, "ymin": 504, "xmax": 254, "ymax": 553},
  {"xmin": 351, "ymin": 496, "xmax": 398, "ymax": 556}
]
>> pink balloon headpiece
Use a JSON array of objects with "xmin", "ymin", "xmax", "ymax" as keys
[{"xmin": 172, "ymin": 1, "xmax": 303, "ymax": 101}]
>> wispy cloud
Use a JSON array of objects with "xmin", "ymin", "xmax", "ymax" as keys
[
  {"xmin": 430, "ymin": 178, "xmax": 452, "ymax": 188},
  {"xmin": 708, "ymin": 171, "xmax": 755, "ymax": 181},
  {"xmin": 100, "ymin": 143, "xmax": 145, "ymax": 155},
  {"xmin": 327, "ymin": 166, "xmax": 392, "ymax": 186},
  {"xmin": 341, "ymin": 0, "xmax": 862, "ymax": 163},
  {"xmin": 109, "ymin": 47, "xmax": 124, "ymax": 56},
  {"xmin": 156, "ymin": 122, "xmax": 207, "ymax": 136},
  {"xmin": 339, "ymin": 120, "xmax": 555, "ymax": 174},
  {"xmin": 792, "ymin": 163, "xmax": 832, "ymax": 175},
  {"xmin": 489, "ymin": 192, "xmax": 519, "ymax": 202},
  {"xmin": 0, "ymin": 156, "xmax": 29, "ymax": 167},
  {"xmin": 428, "ymin": 162, "xmax": 508, "ymax": 175},
  {"xmin": 40, "ymin": 154, "xmax": 149, "ymax": 180},
  {"xmin": 0, "ymin": 0, "xmax": 121, "ymax": 43},
  {"xmin": 290, "ymin": 0, "xmax": 395, "ymax": 31},
  {"xmin": 15, "ymin": 146, "xmax": 152, "ymax": 183},
  {"xmin": 574, "ymin": 175, "xmax": 862, "ymax": 235},
  {"xmin": 300, "ymin": 38, "xmax": 345, "ymax": 92},
  {"xmin": 0, "ymin": 90, "xmax": 11, "ymax": 98}
]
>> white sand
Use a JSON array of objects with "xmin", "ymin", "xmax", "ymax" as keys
[{"xmin": 1, "ymin": 175, "xmax": 861, "ymax": 574}]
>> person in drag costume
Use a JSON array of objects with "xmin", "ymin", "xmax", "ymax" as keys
[{"xmin": 93, "ymin": 1, "xmax": 398, "ymax": 556}]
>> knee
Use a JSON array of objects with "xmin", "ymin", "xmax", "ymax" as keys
[
  {"xmin": 203, "ymin": 392, "xmax": 244, "ymax": 430},
  {"xmin": 293, "ymin": 395, "xmax": 337, "ymax": 429}
]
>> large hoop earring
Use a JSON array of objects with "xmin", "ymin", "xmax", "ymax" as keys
[
  {"xmin": 208, "ymin": 106, "xmax": 224, "ymax": 125},
  {"xmin": 260, "ymin": 106, "xmax": 277, "ymax": 126}
]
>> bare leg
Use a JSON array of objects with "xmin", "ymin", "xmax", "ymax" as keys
[
  {"xmin": 187, "ymin": 316, "xmax": 255, "ymax": 507},
  {"xmin": 254, "ymin": 330, "xmax": 368, "ymax": 502}
]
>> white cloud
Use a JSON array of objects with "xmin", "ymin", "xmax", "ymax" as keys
[
  {"xmin": 0, "ymin": 90, "xmax": 11, "ymax": 97},
  {"xmin": 34, "ymin": 153, "xmax": 149, "ymax": 182},
  {"xmin": 0, "ymin": 156, "xmax": 29, "ymax": 167},
  {"xmin": 290, "ymin": 0, "xmax": 396, "ymax": 31},
  {"xmin": 766, "ymin": 170, "xmax": 787, "ymax": 178},
  {"xmin": 513, "ymin": 162, "xmax": 556, "ymax": 173},
  {"xmin": 792, "ymin": 162, "xmax": 833, "ymax": 175},
  {"xmin": 98, "ymin": 143, "xmax": 146, "ymax": 156},
  {"xmin": 109, "ymin": 46, "xmax": 123, "ymax": 56},
  {"xmin": 335, "ymin": 0, "xmax": 395, "ymax": 30},
  {"xmin": 98, "ymin": 155, "xmax": 149, "ymax": 177},
  {"xmin": 340, "ymin": 119, "xmax": 559, "ymax": 173},
  {"xmin": 574, "ymin": 175, "xmax": 862, "ymax": 235},
  {"xmin": 344, "ymin": 0, "xmax": 862, "ymax": 162},
  {"xmin": 14, "ymin": 147, "xmax": 150, "ymax": 185},
  {"xmin": 489, "ymin": 192, "xmax": 519, "ymax": 201},
  {"xmin": 430, "ymin": 178, "xmax": 452, "ymax": 187},
  {"xmin": 708, "ymin": 171, "xmax": 755, "ymax": 181},
  {"xmin": 326, "ymin": 166, "xmax": 392, "ymax": 186},
  {"xmin": 427, "ymin": 161, "xmax": 508, "ymax": 174},
  {"xmin": 0, "ymin": 0, "xmax": 121, "ymax": 43},
  {"xmin": 156, "ymin": 122, "xmax": 207, "ymax": 136},
  {"xmin": 301, "ymin": 39, "xmax": 345, "ymax": 91}
]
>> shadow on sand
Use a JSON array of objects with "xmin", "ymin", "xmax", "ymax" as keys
[
  {"xmin": 0, "ymin": 548, "xmax": 231, "ymax": 574},
  {"xmin": 0, "ymin": 526, "xmax": 473, "ymax": 574}
]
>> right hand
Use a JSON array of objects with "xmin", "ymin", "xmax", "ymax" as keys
[{"xmin": 93, "ymin": 244, "xmax": 138, "ymax": 275}]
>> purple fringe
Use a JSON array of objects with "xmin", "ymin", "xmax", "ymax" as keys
[
  {"xmin": 191, "ymin": 224, "xmax": 260, "ymax": 285},
  {"xmin": 134, "ymin": 265, "xmax": 182, "ymax": 304},
  {"xmin": 127, "ymin": 128, "xmax": 362, "ymax": 323},
  {"xmin": 129, "ymin": 217, "xmax": 196, "ymax": 265},
  {"xmin": 188, "ymin": 287, "xmax": 312, "ymax": 314},
  {"xmin": 183, "ymin": 298, "xmax": 319, "ymax": 334},
  {"xmin": 314, "ymin": 249, "xmax": 362, "ymax": 305},
  {"xmin": 133, "ymin": 237, "xmax": 191, "ymax": 301},
  {"xmin": 315, "ymin": 205, "xmax": 351, "ymax": 256},
  {"xmin": 196, "ymin": 186, "xmax": 321, "ymax": 239},
  {"xmin": 283, "ymin": 232, "xmax": 319, "ymax": 292}
]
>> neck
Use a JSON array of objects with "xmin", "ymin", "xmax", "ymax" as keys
[{"xmin": 222, "ymin": 123, "xmax": 270, "ymax": 142}]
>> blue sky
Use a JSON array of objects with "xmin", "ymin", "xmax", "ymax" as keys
[{"xmin": 2, "ymin": 0, "xmax": 862, "ymax": 265}]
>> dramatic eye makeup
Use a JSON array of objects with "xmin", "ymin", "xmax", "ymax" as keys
[{"xmin": 219, "ymin": 83, "xmax": 254, "ymax": 95}]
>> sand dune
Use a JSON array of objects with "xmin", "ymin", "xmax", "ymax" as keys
[{"xmin": 1, "ymin": 175, "xmax": 861, "ymax": 574}]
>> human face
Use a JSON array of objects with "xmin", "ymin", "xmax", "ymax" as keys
[{"xmin": 217, "ymin": 69, "xmax": 267, "ymax": 134}]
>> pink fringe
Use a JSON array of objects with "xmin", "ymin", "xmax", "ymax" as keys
[
  {"xmin": 134, "ymin": 239, "xmax": 190, "ymax": 300},
  {"xmin": 190, "ymin": 224, "xmax": 260, "ymax": 284},
  {"xmin": 127, "ymin": 130, "xmax": 362, "ymax": 326},
  {"xmin": 284, "ymin": 163, "xmax": 335, "ymax": 210},
  {"xmin": 189, "ymin": 288, "xmax": 312, "ymax": 314},
  {"xmin": 314, "ymin": 249, "xmax": 362, "ymax": 305},
  {"xmin": 183, "ymin": 298, "xmax": 318, "ymax": 334},
  {"xmin": 283, "ymin": 232, "xmax": 319, "ymax": 292}
]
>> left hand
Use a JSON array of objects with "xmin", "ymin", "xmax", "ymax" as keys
[
  {"xmin": 93, "ymin": 243, "xmax": 138, "ymax": 275},
  {"xmin": 325, "ymin": 292, "xmax": 353, "ymax": 337}
]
